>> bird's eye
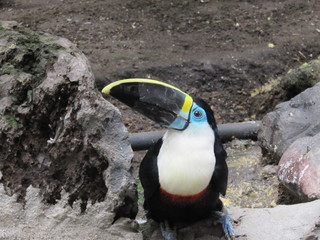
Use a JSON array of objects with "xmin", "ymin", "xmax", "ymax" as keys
[{"xmin": 193, "ymin": 110, "xmax": 202, "ymax": 118}]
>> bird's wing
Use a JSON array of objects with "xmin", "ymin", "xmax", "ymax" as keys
[
  {"xmin": 139, "ymin": 138, "xmax": 162, "ymax": 209},
  {"xmin": 211, "ymin": 129, "xmax": 228, "ymax": 196}
]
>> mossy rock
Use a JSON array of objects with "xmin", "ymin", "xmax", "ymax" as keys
[
  {"xmin": 0, "ymin": 21, "xmax": 63, "ymax": 77},
  {"xmin": 0, "ymin": 21, "xmax": 138, "ymax": 229},
  {"xmin": 281, "ymin": 58, "xmax": 320, "ymax": 97},
  {"xmin": 250, "ymin": 57, "xmax": 320, "ymax": 117}
]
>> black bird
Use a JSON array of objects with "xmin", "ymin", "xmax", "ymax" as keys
[{"xmin": 102, "ymin": 79, "xmax": 234, "ymax": 240}]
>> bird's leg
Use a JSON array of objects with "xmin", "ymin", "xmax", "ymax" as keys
[
  {"xmin": 160, "ymin": 221, "xmax": 177, "ymax": 240},
  {"xmin": 213, "ymin": 211, "xmax": 235, "ymax": 239}
]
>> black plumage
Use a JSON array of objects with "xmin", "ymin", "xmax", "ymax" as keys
[{"xmin": 139, "ymin": 98, "xmax": 228, "ymax": 227}]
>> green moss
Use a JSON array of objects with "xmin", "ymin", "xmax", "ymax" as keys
[
  {"xmin": 0, "ymin": 24, "xmax": 69, "ymax": 126},
  {"xmin": 0, "ymin": 62, "xmax": 24, "ymax": 75},
  {"xmin": 250, "ymin": 58, "xmax": 320, "ymax": 101},
  {"xmin": 5, "ymin": 114, "xmax": 18, "ymax": 128},
  {"xmin": 281, "ymin": 59, "xmax": 320, "ymax": 96},
  {"xmin": 0, "ymin": 24, "xmax": 64, "ymax": 78},
  {"xmin": 137, "ymin": 180, "xmax": 145, "ymax": 204},
  {"xmin": 27, "ymin": 89, "xmax": 33, "ymax": 102}
]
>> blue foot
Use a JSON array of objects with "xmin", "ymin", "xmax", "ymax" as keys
[
  {"xmin": 160, "ymin": 221, "xmax": 177, "ymax": 240},
  {"xmin": 214, "ymin": 212, "xmax": 235, "ymax": 239}
]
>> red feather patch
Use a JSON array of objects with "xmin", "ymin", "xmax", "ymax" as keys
[{"xmin": 160, "ymin": 186, "xmax": 209, "ymax": 205}]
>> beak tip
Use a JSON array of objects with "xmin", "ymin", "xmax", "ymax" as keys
[{"xmin": 101, "ymin": 85, "xmax": 111, "ymax": 94}]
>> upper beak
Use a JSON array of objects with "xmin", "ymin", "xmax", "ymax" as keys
[{"xmin": 102, "ymin": 78, "xmax": 193, "ymax": 130}]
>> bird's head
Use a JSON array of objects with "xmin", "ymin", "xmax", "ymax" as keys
[{"xmin": 101, "ymin": 78, "xmax": 210, "ymax": 130}]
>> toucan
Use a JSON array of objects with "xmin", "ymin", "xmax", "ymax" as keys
[{"xmin": 102, "ymin": 79, "xmax": 234, "ymax": 240}]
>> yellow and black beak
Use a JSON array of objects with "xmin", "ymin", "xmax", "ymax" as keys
[{"xmin": 102, "ymin": 78, "xmax": 193, "ymax": 130}]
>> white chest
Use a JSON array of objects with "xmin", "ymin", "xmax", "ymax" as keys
[{"xmin": 157, "ymin": 123, "xmax": 216, "ymax": 196}]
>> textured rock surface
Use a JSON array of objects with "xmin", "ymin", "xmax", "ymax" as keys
[
  {"xmin": 0, "ymin": 21, "xmax": 139, "ymax": 238},
  {"xmin": 302, "ymin": 219, "xmax": 320, "ymax": 240},
  {"xmin": 278, "ymin": 133, "xmax": 320, "ymax": 201},
  {"xmin": 258, "ymin": 82, "xmax": 320, "ymax": 162},
  {"xmin": 0, "ymin": 184, "xmax": 142, "ymax": 240},
  {"xmin": 141, "ymin": 200, "xmax": 320, "ymax": 240},
  {"xmin": 233, "ymin": 200, "xmax": 320, "ymax": 240}
]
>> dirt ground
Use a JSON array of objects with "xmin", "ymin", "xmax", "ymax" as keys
[
  {"xmin": 1, "ymin": 0, "xmax": 320, "ymax": 132},
  {"xmin": 1, "ymin": 0, "xmax": 320, "ymax": 214}
]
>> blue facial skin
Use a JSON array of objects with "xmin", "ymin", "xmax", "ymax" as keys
[
  {"xmin": 169, "ymin": 103, "xmax": 207, "ymax": 130},
  {"xmin": 189, "ymin": 104, "xmax": 207, "ymax": 124}
]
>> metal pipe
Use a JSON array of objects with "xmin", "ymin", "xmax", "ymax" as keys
[{"xmin": 129, "ymin": 121, "xmax": 261, "ymax": 151}]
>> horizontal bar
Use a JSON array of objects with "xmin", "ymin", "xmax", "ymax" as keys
[{"xmin": 129, "ymin": 121, "xmax": 261, "ymax": 151}]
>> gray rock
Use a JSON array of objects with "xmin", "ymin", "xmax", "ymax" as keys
[
  {"xmin": 278, "ymin": 133, "xmax": 320, "ymax": 201},
  {"xmin": 0, "ymin": 21, "xmax": 140, "ymax": 239},
  {"xmin": 0, "ymin": 185, "xmax": 142, "ymax": 240},
  {"xmin": 232, "ymin": 200, "xmax": 320, "ymax": 240},
  {"xmin": 258, "ymin": 82, "xmax": 320, "ymax": 162},
  {"xmin": 302, "ymin": 219, "xmax": 320, "ymax": 240},
  {"xmin": 141, "ymin": 200, "xmax": 320, "ymax": 240}
]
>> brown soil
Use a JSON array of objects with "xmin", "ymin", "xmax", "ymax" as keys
[{"xmin": 1, "ymin": 0, "xmax": 320, "ymax": 132}]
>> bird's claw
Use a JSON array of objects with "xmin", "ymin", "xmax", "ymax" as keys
[
  {"xmin": 214, "ymin": 211, "xmax": 235, "ymax": 239},
  {"xmin": 220, "ymin": 214, "xmax": 235, "ymax": 239},
  {"xmin": 160, "ymin": 221, "xmax": 177, "ymax": 240}
]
